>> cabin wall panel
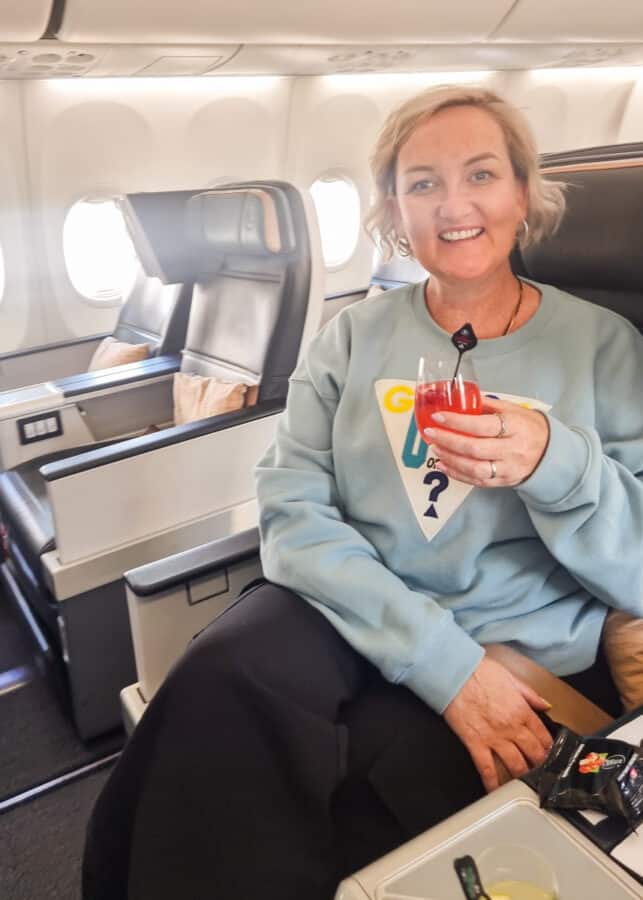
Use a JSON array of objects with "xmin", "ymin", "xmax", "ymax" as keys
[
  {"xmin": 495, "ymin": 70, "xmax": 640, "ymax": 152},
  {"xmin": 21, "ymin": 77, "xmax": 292, "ymax": 345},
  {"xmin": 616, "ymin": 79, "xmax": 643, "ymax": 141},
  {"xmin": 0, "ymin": 83, "xmax": 41, "ymax": 355}
]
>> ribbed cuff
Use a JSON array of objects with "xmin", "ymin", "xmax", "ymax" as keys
[
  {"xmin": 400, "ymin": 621, "xmax": 485, "ymax": 714},
  {"xmin": 517, "ymin": 415, "xmax": 591, "ymax": 509}
]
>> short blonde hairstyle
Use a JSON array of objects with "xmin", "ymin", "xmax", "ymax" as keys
[{"xmin": 365, "ymin": 85, "xmax": 566, "ymax": 261}]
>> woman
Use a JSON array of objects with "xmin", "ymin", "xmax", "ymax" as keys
[{"xmin": 83, "ymin": 86, "xmax": 643, "ymax": 900}]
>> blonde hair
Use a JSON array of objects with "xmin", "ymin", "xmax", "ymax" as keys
[{"xmin": 364, "ymin": 85, "xmax": 566, "ymax": 261}]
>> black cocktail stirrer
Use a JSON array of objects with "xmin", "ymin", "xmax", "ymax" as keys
[
  {"xmin": 451, "ymin": 322, "xmax": 478, "ymax": 382},
  {"xmin": 453, "ymin": 855, "xmax": 492, "ymax": 900}
]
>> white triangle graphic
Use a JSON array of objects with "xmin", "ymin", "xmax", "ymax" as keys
[{"xmin": 374, "ymin": 380, "xmax": 551, "ymax": 542}]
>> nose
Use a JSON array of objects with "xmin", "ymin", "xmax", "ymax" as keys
[{"xmin": 436, "ymin": 182, "xmax": 475, "ymax": 222}]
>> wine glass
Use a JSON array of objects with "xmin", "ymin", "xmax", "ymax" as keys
[
  {"xmin": 415, "ymin": 353, "xmax": 482, "ymax": 438},
  {"xmin": 476, "ymin": 844, "xmax": 559, "ymax": 900}
]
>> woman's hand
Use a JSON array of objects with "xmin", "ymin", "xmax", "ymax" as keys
[
  {"xmin": 443, "ymin": 655, "xmax": 554, "ymax": 792},
  {"xmin": 423, "ymin": 397, "xmax": 550, "ymax": 488}
]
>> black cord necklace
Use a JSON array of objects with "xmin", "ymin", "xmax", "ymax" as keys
[{"xmin": 502, "ymin": 277, "xmax": 524, "ymax": 336}]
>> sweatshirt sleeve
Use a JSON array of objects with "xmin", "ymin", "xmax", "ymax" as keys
[
  {"xmin": 517, "ymin": 319, "xmax": 643, "ymax": 617},
  {"xmin": 255, "ymin": 313, "xmax": 484, "ymax": 714}
]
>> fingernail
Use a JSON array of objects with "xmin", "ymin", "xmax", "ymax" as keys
[
  {"xmin": 542, "ymin": 700, "xmax": 553, "ymax": 710},
  {"xmin": 432, "ymin": 413, "xmax": 446, "ymax": 423},
  {"xmin": 424, "ymin": 427, "xmax": 435, "ymax": 437}
]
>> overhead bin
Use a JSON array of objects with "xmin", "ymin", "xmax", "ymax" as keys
[
  {"xmin": 494, "ymin": 0, "xmax": 643, "ymax": 43},
  {"xmin": 56, "ymin": 0, "xmax": 515, "ymax": 45},
  {"xmin": 0, "ymin": 0, "xmax": 52, "ymax": 42}
]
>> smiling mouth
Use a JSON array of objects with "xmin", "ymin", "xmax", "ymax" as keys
[{"xmin": 439, "ymin": 227, "xmax": 484, "ymax": 242}]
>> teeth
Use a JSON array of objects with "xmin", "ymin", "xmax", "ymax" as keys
[{"xmin": 440, "ymin": 228, "xmax": 483, "ymax": 242}]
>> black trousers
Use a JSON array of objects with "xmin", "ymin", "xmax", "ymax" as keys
[{"xmin": 82, "ymin": 580, "xmax": 621, "ymax": 900}]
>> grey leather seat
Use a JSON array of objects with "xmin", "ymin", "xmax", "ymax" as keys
[
  {"xmin": 513, "ymin": 144, "xmax": 643, "ymax": 333},
  {"xmin": 110, "ymin": 266, "xmax": 190, "ymax": 357},
  {"xmin": 177, "ymin": 184, "xmax": 311, "ymax": 399},
  {"xmin": 0, "ymin": 181, "xmax": 319, "ymax": 738},
  {"xmin": 111, "ymin": 189, "xmax": 197, "ymax": 357}
]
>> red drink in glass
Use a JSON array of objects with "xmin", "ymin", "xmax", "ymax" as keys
[{"xmin": 415, "ymin": 379, "xmax": 482, "ymax": 435}]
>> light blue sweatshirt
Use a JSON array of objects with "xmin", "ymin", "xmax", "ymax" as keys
[{"xmin": 255, "ymin": 280, "xmax": 643, "ymax": 713}]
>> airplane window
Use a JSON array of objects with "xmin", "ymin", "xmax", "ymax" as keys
[
  {"xmin": 0, "ymin": 243, "xmax": 4, "ymax": 303},
  {"xmin": 63, "ymin": 198, "xmax": 139, "ymax": 303},
  {"xmin": 310, "ymin": 175, "xmax": 361, "ymax": 269}
]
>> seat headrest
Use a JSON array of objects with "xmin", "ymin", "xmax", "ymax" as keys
[
  {"xmin": 120, "ymin": 190, "xmax": 202, "ymax": 285},
  {"xmin": 513, "ymin": 146, "xmax": 643, "ymax": 330},
  {"xmin": 186, "ymin": 187, "xmax": 292, "ymax": 278}
]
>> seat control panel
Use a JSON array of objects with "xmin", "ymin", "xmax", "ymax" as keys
[{"xmin": 18, "ymin": 411, "xmax": 63, "ymax": 444}]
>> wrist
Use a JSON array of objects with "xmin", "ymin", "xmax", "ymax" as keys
[{"xmin": 518, "ymin": 410, "xmax": 551, "ymax": 485}]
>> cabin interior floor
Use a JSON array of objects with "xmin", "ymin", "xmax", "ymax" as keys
[{"xmin": 0, "ymin": 585, "xmax": 123, "ymax": 899}]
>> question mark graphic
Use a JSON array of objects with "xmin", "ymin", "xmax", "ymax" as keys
[{"xmin": 423, "ymin": 471, "xmax": 449, "ymax": 518}]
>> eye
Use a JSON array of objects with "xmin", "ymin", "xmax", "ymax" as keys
[
  {"xmin": 407, "ymin": 177, "xmax": 437, "ymax": 194},
  {"xmin": 470, "ymin": 169, "xmax": 494, "ymax": 184}
]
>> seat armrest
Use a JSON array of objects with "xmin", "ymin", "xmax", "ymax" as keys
[
  {"xmin": 125, "ymin": 527, "xmax": 260, "ymax": 597},
  {"xmin": 0, "ymin": 333, "xmax": 109, "ymax": 365},
  {"xmin": 39, "ymin": 399, "xmax": 284, "ymax": 482},
  {"xmin": 52, "ymin": 353, "xmax": 180, "ymax": 398},
  {"xmin": 125, "ymin": 527, "xmax": 263, "ymax": 703},
  {"xmin": 485, "ymin": 643, "xmax": 614, "ymax": 787}
]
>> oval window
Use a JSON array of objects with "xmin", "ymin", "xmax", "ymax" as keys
[
  {"xmin": 310, "ymin": 175, "xmax": 361, "ymax": 269},
  {"xmin": 63, "ymin": 198, "xmax": 138, "ymax": 303}
]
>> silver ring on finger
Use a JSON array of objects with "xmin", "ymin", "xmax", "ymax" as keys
[
  {"xmin": 495, "ymin": 412, "xmax": 507, "ymax": 438},
  {"xmin": 489, "ymin": 460, "xmax": 497, "ymax": 480}
]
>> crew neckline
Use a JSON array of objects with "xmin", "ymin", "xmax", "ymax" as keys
[{"xmin": 410, "ymin": 277, "xmax": 558, "ymax": 358}]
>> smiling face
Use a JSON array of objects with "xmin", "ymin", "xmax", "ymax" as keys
[{"xmin": 392, "ymin": 104, "xmax": 528, "ymax": 287}]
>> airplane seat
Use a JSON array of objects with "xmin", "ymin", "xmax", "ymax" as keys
[
  {"xmin": 0, "ymin": 190, "xmax": 202, "ymax": 482},
  {"xmin": 0, "ymin": 180, "xmax": 323, "ymax": 739},
  {"xmin": 176, "ymin": 184, "xmax": 313, "ymax": 403},
  {"xmin": 108, "ymin": 189, "xmax": 200, "ymax": 360},
  {"xmin": 0, "ymin": 190, "xmax": 203, "ymax": 627},
  {"xmin": 513, "ymin": 144, "xmax": 643, "ymax": 333},
  {"xmin": 107, "ymin": 266, "xmax": 191, "ymax": 360}
]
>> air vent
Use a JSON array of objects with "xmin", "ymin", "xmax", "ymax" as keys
[
  {"xmin": 327, "ymin": 48, "xmax": 414, "ymax": 73},
  {"xmin": 0, "ymin": 44, "xmax": 98, "ymax": 78}
]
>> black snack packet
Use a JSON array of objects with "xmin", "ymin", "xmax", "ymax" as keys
[{"xmin": 537, "ymin": 727, "xmax": 643, "ymax": 826}]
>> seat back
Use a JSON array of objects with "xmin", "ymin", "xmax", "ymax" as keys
[
  {"xmin": 111, "ymin": 267, "xmax": 191, "ymax": 356},
  {"xmin": 513, "ymin": 144, "xmax": 643, "ymax": 332},
  {"xmin": 117, "ymin": 189, "xmax": 199, "ymax": 355},
  {"xmin": 181, "ymin": 182, "xmax": 318, "ymax": 401}
]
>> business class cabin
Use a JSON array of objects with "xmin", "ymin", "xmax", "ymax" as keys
[{"xmin": 1, "ymin": 1, "xmax": 643, "ymax": 898}]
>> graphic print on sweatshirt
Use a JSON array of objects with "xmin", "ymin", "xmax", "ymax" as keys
[{"xmin": 375, "ymin": 380, "xmax": 551, "ymax": 541}]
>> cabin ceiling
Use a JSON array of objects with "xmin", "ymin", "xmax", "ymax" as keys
[{"xmin": 1, "ymin": 0, "xmax": 643, "ymax": 77}]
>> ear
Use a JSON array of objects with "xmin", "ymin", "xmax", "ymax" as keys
[{"xmin": 516, "ymin": 179, "xmax": 529, "ymax": 222}]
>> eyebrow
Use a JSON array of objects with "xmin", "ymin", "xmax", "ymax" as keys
[{"xmin": 400, "ymin": 152, "xmax": 501, "ymax": 177}]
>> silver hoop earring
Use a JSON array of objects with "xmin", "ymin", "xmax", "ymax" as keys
[
  {"xmin": 397, "ymin": 236, "xmax": 411, "ymax": 257},
  {"xmin": 519, "ymin": 218, "xmax": 529, "ymax": 244}
]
